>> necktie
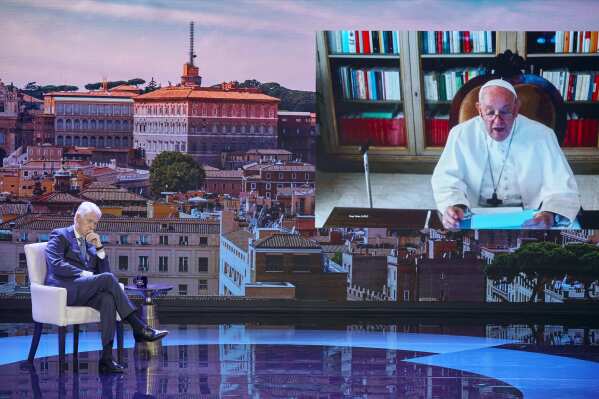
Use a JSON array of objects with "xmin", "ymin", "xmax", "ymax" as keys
[{"xmin": 78, "ymin": 237, "xmax": 88, "ymax": 264}]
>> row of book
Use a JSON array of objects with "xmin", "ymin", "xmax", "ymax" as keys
[
  {"xmin": 564, "ymin": 115, "xmax": 599, "ymax": 147},
  {"xmin": 423, "ymin": 67, "xmax": 487, "ymax": 101},
  {"xmin": 338, "ymin": 112, "xmax": 407, "ymax": 147},
  {"xmin": 327, "ymin": 31, "xmax": 400, "ymax": 55},
  {"xmin": 540, "ymin": 69, "xmax": 599, "ymax": 101},
  {"xmin": 547, "ymin": 31, "xmax": 599, "ymax": 54},
  {"xmin": 421, "ymin": 31, "xmax": 494, "ymax": 54},
  {"xmin": 425, "ymin": 116, "xmax": 450, "ymax": 147},
  {"xmin": 337, "ymin": 66, "xmax": 401, "ymax": 101}
]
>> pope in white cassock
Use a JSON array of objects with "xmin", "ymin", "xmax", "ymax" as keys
[{"xmin": 431, "ymin": 79, "xmax": 581, "ymax": 229}]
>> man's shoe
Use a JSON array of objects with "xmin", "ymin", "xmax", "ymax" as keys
[
  {"xmin": 133, "ymin": 327, "xmax": 168, "ymax": 343},
  {"xmin": 98, "ymin": 359, "xmax": 125, "ymax": 374}
]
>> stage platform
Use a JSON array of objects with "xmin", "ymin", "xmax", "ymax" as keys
[{"xmin": 1, "ymin": 319, "xmax": 598, "ymax": 398}]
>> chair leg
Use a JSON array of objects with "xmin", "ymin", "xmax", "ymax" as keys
[
  {"xmin": 28, "ymin": 322, "xmax": 43, "ymax": 362},
  {"xmin": 58, "ymin": 326, "xmax": 66, "ymax": 373},
  {"xmin": 73, "ymin": 325, "xmax": 80, "ymax": 357},
  {"xmin": 116, "ymin": 321, "xmax": 124, "ymax": 363}
]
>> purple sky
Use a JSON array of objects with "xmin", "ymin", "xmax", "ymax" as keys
[{"xmin": 2, "ymin": 0, "xmax": 599, "ymax": 92}]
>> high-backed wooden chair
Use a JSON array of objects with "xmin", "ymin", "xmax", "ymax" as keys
[{"xmin": 449, "ymin": 73, "xmax": 566, "ymax": 144}]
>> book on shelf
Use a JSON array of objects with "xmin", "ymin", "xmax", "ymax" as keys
[
  {"xmin": 530, "ymin": 31, "xmax": 599, "ymax": 54},
  {"xmin": 338, "ymin": 111, "xmax": 407, "ymax": 147},
  {"xmin": 539, "ymin": 69, "xmax": 599, "ymax": 101},
  {"xmin": 425, "ymin": 114, "xmax": 450, "ymax": 146},
  {"xmin": 423, "ymin": 67, "xmax": 486, "ymax": 101},
  {"xmin": 338, "ymin": 66, "xmax": 401, "ymax": 101},
  {"xmin": 327, "ymin": 31, "xmax": 400, "ymax": 55},
  {"xmin": 421, "ymin": 31, "xmax": 494, "ymax": 55},
  {"xmin": 563, "ymin": 113, "xmax": 599, "ymax": 147}
]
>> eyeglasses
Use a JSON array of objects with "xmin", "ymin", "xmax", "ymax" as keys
[{"xmin": 481, "ymin": 109, "xmax": 515, "ymax": 121}]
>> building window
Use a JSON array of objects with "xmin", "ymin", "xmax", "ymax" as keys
[
  {"xmin": 159, "ymin": 235, "xmax": 169, "ymax": 245},
  {"xmin": 101, "ymin": 234, "xmax": 109, "ymax": 243},
  {"xmin": 139, "ymin": 235, "xmax": 149, "ymax": 245},
  {"xmin": 198, "ymin": 257, "xmax": 208, "ymax": 272},
  {"xmin": 198, "ymin": 279, "xmax": 208, "ymax": 292},
  {"xmin": 199, "ymin": 237, "xmax": 208, "ymax": 246},
  {"xmin": 179, "ymin": 284, "xmax": 188, "ymax": 296},
  {"xmin": 278, "ymin": 173, "xmax": 284, "ymax": 179},
  {"xmin": 179, "ymin": 236, "xmax": 189, "ymax": 246},
  {"xmin": 250, "ymin": 183, "xmax": 256, "ymax": 190},
  {"xmin": 179, "ymin": 257, "xmax": 189, "ymax": 272},
  {"xmin": 138, "ymin": 256, "xmax": 149, "ymax": 272},
  {"xmin": 403, "ymin": 290, "xmax": 410, "ymax": 301},
  {"xmin": 118, "ymin": 256, "xmax": 128, "ymax": 271},
  {"xmin": 265, "ymin": 255, "xmax": 283, "ymax": 272},
  {"xmin": 159, "ymin": 256, "xmax": 168, "ymax": 272},
  {"xmin": 119, "ymin": 235, "xmax": 128, "ymax": 245},
  {"xmin": 293, "ymin": 256, "xmax": 310, "ymax": 272},
  {"xmin": 19, "ymin": 253, "xmax": 27, "ymax": 269},
  {"xmin": 19, "ymin": 232, "xmax": 28, "ymax": 242},
  {"xmin": 265, "ymin": 183, "xmax": 271, "ymax": 189}
]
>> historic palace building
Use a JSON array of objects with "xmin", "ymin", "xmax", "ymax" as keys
[
  {"xmin": 42, "ymin": 83, "xmax": 140, "ymax": 149},
  {"xmin": 133, "ymin": 24, "xmax": 279, "ymax": 167}
]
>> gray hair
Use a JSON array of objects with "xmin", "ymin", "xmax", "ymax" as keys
[{"xmin": 74, "ymin": 201, "xmax": 102, "ymax": 224}]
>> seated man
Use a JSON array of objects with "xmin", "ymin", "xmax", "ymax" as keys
[
  {"xmin": 45, "ymin": 201, "xmax": 168, "ymax": 373},
  {"xmin": 431, "ymin": 79, "xmax": 581, "ymax": 229}
]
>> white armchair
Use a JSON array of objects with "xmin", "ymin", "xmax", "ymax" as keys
[{"xmin": 25, "ymin": 242, "xmax": 125, "ymax": 370}]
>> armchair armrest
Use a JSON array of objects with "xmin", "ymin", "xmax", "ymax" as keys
[{"xmin": 30, "ymin": 283, "xmax": 68, "ymax": 325}]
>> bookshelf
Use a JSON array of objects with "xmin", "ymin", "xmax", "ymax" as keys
[
  {"xmin": 517, "ymin": 31, "xmax": 599, "ymax": 169},
  {"xmin": 317, "ymin": 30, "xmax": 599, "ymax": 173}
]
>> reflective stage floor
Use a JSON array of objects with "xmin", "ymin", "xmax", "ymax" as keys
[{"xmin": 1, "ymin": 321, "xmax": 598, "ymax": 398}]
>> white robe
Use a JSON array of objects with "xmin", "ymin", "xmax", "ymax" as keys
[{"xmin": 431, "ymin": 114, "xmax": 581, "ymax": 222}]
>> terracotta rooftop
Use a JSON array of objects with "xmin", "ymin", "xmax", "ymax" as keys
[
  {"xmin": 1, "ymin": 215, "xmax": 219, "ymax": 234},
  {"xmin": 223, "ymin": 229, "xmax": 253, "ymax": 252},
  {"xmin": 253, "ymin": 233, "xmax": 321, "ymax": 250},
  {"xmin": 136, "ymin": 87, "xmax": 280, "ymax": 102},
  {"xmin": 46, "ymin": 90, "xmax": 139, "ymax": 99},
  {"xmin": 110, "ymin": 84, "xmax": 142, "ymax": 93},
  {"xmin": 33, "ymin": 192, "xmax": 82, "ymax": 204},
  {"xmin": 80, "ymin": 184, "xmax": 146, "ymax": 202},
  {"xmin": 243, "ymin": 163, "xmax": 315, "ymax": 172},
  {"xmin": 246, "ymin": 149, "xmax": 292, "ymax": 155},
  {"xmin": 205, "ymin": 170, "xmax": 244, "ymax": 179}
]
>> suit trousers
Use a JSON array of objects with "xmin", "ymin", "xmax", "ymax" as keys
[{"xmin": 67, "ymin": 273, "xmax": 137, "ymax": 346}]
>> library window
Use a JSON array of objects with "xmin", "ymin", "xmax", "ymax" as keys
[
  {"xmin": 265, "ymin": 255, "xmax": 283, "ymax": 272},
  {"xmin": 159, "ymin": 235, "xmax": 169, "ymax": 245},
  {"xmin": 179, "ymin": 257, "xmax": 189, "ymax": 273},
  {"xmin": 138, "ymin": 256, "xmax": 149, "ymax": 272},
  {"xmin": 198, "ymin": 257, "xmax": 209, "ymax": 272},
  {"xmin": 118, "ymin": 256, "xmax": 128, "ymax": 271},
  {"xmin": 139, "ymin": 235, "xmax": 149, "ymax": 245},
  {"xmin": 119, "ymin": 235, "xmax": 129, "ymax": 245},
  {"xmin": 159, "ymin": 256, "xmax": 169, "ymax": 272}
]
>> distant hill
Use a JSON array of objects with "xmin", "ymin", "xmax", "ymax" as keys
[{"xmin": 213, "ymin": 79, "xmax": 315, "ymax": 113}]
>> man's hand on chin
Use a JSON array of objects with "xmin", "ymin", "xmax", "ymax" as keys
[
  {"xmin": 522, "ymin": 211, "xmax": 554, "ymax": 229},
  {"xmin": 442, "ymin": 205, "xmax": 466, "ymax": 229}
]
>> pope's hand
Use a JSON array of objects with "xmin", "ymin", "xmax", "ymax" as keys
[
  {"xmin": 80, "ymin": 270, "xmax": 93, "ymax": 277},
  {"xmin": 86, "ymin": 231, "xmax": 102, "ymax": 248},
  {"xmin": 522, "ymin": 211, "xmax": 554, "ymax": 229},
  {"xmin": 442, "ymin": 206, "xmax": 466, "ymax": 229}
]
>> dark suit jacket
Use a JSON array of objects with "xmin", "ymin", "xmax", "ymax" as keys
[{"xmin": 44, "ymin": 226, "xmax": 110, "ymax": 289}]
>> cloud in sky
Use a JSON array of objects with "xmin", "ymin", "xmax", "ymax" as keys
[{"xmin": 1, "ymin": 0, "xmax": 599, "ymax": 91}]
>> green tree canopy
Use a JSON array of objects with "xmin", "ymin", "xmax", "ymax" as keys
[
  {"xmin": 127, "ymin": 78, "xmax": 146, "ymax": 86},
  {"xmin": 144, "ymin": 77, "xmax": 159, "ymax": 93},
  {"xmin": 149, "ymin": 152, "xmax": 205, "ymax": 197}
]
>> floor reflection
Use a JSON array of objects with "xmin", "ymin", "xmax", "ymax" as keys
[{"xmin": 11, "ymin": 343, "xmax": 521, "ymax": 399}]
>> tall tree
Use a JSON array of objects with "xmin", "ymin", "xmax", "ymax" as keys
[
  {"xmin": 127, "ymin": 78, "xmax": 146, "ymax": 86},
  {"xmin": 144, "ymin": 77, "xmax": 159, "ymax": 93},
  {"xmin": 149, "ymin": 151, "xmax": 205, "ymax": 197}
]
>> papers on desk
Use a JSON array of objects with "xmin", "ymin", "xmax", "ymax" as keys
[{"xmin": 459, "ymin": 208, "xmax": 581, "ymax": 229}]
